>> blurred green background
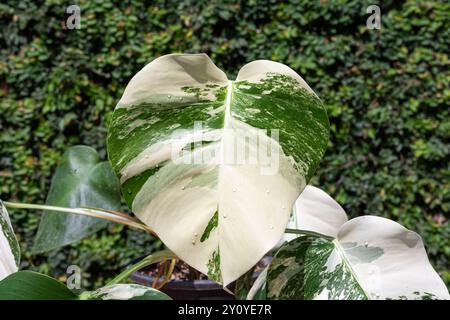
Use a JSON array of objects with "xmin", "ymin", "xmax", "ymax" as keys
[{"xmin": 0, "ymin": 0, "xmax": 448, "ymax": 289}]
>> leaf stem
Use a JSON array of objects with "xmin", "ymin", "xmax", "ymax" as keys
[
  {"xmin": 3, "ymin": 201, "xmax": 156, "ymax": 236},
  {"xmin": 284, "ymin": 228, "xmax": 334, "ymax": 240},
  {"xmin": 107, "ymin": 250, "xmax": 177, "ymax": 286},
  {"xmin": 156, "ymin": 258, "xmax": 176, "ymax": 290}
]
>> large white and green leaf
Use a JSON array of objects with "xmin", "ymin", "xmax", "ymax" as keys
[
  {"xmin": 107, "ymin": 53, "xmax": 329, "ymax": 285},
  {"xmin": 33, "ymin": 145, "xmax": 122, "ymax": 253},
  {"xmin": 267, "ymin": 215, "xmax": 450, "ymax": 300},
  {"xmin": 0, "ymin": 201, "xmax": 20, "ymax": 280}
]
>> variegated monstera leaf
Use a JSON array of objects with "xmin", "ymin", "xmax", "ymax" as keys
[
  {"xmin": 0, "ymin": 201, "xmax": 20, "ymax": 281},
  {"xmin": 107, "ymin": 54, "xmax": 329, "ymax": 285},
  {"xmin": 264, "ymin": 186, "xmax": 450, "ymax": 300}
]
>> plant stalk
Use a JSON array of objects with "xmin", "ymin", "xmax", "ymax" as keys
[
  {"xmin": 107, "ymin": 250, "xmax": 177, "ymax": 286},
  {"xmin": 3, "ymin": 201, "xmax": 156, "ymax": 236},
  {"xmin": 156, "ymin": 258, "xmax": 177, "ymax": 290},
  {"xmin": 284, "ymin": 228, "xmax": 334, "ymax": 240}
]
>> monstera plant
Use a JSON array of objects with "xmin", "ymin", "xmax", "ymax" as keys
[
  {"xmin": 0, "ymin": 53, "xmax": 448, "ymax": 300},
  {"xmin": 247, "ymin": 186, "xmax": 449, "ymax": 300}
]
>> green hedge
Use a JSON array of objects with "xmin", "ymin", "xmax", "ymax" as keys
[{"xmin": 0, "ymin": 0, "xmax": 448, "ymax": 289}]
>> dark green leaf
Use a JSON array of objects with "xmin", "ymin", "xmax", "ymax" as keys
[
  {"xmin": 33, "ymin": 145, "xmax": 122, "ymax": 253},
  {"xmin": 0, "ymin": 271, "xmax": 77, "ymax": 300}
]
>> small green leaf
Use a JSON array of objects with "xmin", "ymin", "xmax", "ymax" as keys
[{"xmin": 33, "ymin": 145, "xmax": 122, "ymax": 253}]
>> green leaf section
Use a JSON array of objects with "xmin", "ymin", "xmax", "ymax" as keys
[
  {"xmin": 107, "ymin": 84, "xmax": 227, "ymax": 196},
  {"xmin": 200, "ymin": 210, "xmax": 218, "ymax": 242},
  {"xmin": 0, "ymin": 271, "xmax": 171, "ymax": 300},
  {"xmin": 0, "ymin": 271, "xmax": 77, "ymax": 300},
  {"xmin": 107, "ymin": 84, "xmax": 227, "ymax": 212},
  {"xmin": 247, "ymin": 267, "xmax": 268, "ymax": 300},
  {"xmin": 207, "ymin": 248, "xmax": 221, "ymax": 283},
  {"xmin": 233, "ymin": 73, "xmax": 329, "ymax": 180},
  {"xmin": 266, "ymin": 236, "xmax": 368, "ymax": 300},
  {"xmin": 234, "ymin": 269, "xmax": 254, "ymax": 300},
  {"xmin": 33, "ymin": 145, "xmax": 122, "ymax": 253}
]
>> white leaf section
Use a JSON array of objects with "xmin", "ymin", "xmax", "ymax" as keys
[
  {"xmin": 85, "ymin": 284, "xmax": 170, "ymax": 300},
  {"xmin": 335, "ymin": 216, "xmax": 449, "ymax": 300},
  {"xmin": 0, "ymin": 202, "xmax": 19, "ymax": 280},
  {"xmin": 293, "ymin": 185, "xmax": 347, "ymax": 238},
  {"xmin": 117, "ymin": 53, "xmax": 228, "ymax": 108}
]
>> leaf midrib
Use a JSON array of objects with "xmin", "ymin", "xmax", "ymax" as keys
[
  {"xmin": 332, "ymin": 239, "xmax": 371, "ymax": 300},
  {"xmin": 215, "ymin": 80, "xmax": 234, "ymax": 280}
]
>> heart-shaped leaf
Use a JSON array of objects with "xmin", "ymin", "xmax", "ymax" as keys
[
  {"xmin": 0, "ymin": 201, "xmax": 20, "ymax": 281},
  {"xmin": 33, "ymin": 145, "xmax": 122, "ymax": 253},
  {"xmin": 264, "ymin": 187, "xmax": 450, "ymax": 300},
  {"xmin": 107, "ymin": 54, "xmax": 329, "ymax": 285}
]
